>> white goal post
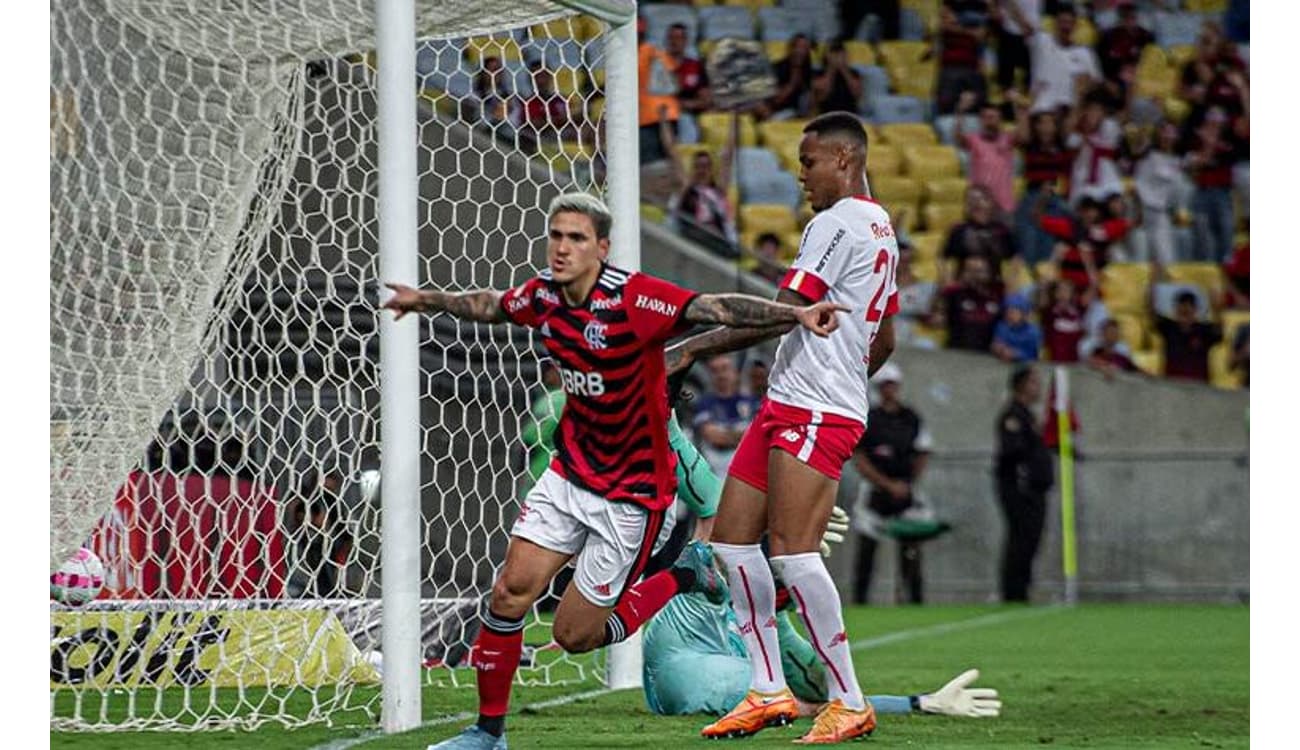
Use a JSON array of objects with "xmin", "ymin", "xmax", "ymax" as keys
[{"xmin": 51, "ymin": 0, "xmax": 640, "ymax": 733}]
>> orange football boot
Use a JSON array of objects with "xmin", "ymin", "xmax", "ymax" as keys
[
  {"xmin": 700, "ymin": 687, "xmax": 799, "ymax": 739},
  {"xmin": 793, "ymin": 698, "xmax": 877, "ymax": 744}
]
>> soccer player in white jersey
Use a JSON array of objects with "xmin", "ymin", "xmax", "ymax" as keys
[{"xmin": 670, "ymin": 112, "xmax": 900, "ymax": 743}]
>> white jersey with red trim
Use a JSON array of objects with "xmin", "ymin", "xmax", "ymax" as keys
[{"xmin": 768, "ymin": 195, "xmax": 900, "ymax": 425}]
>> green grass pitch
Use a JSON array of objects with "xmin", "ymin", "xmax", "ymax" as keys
[{"xmin": 51, "ymin": 603, "xmax": 1248, "ymax": 749}]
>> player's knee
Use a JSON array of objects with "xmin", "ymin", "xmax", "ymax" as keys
[
  {"xmin": 551, "ymin": 619, "xmax": 602, "ymax": 654},
  {"xmin": 488, "ymin": 576, "xmax": 535, "ymax": 618}
]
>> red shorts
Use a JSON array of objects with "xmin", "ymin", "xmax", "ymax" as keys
[{"xmin": 727, "ymin": 399, "xmax": 865, "ymax": 492}]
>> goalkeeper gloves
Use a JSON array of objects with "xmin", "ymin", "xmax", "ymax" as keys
[
  {"xmin": 917, "ymin": 669, "xmax": 1001, "ymax": 718},
  {"xmin": 819, "ymin": 506, "xmax": 850, "ymax": 558}
]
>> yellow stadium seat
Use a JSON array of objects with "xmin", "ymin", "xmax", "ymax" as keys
[
  {"xmin": 911, "ymin": 322, "xmax": 948, "ymax": 348},
  {"xmin": 1100, "ymin": 263, "xmax": 1152, "ymax": 315},
  {"xmin": 781, "ymin": 230, "xmax": 803, "ymax": 264},
  {"xmin": 1003, "ymin": 259, "xmax": 1034, "ymax": 293},
  {"xmin": 1136, "ymin": 66, "xmax": 1177, "ymax": 100},
  {"xmin": 1137, "ymin": 45, "xmax": 1169, "ymax": 73},
  {"xmin": 1168, "ymin": 45, "xmax": 1197, "ymax": 71},
  {"xmin": 698, "ymin": 112, "xmax": 759, "ymax": 148},
  {"xmin": 878, "ymin": 40, "xmax": 929, "ymax": 67},
  {"xmin": 1185, "ymin": 0, "xmax": 1227, "ymax": 13},
  {"xmin": 758, "ymin": 119, "xmax": 810, "ymax": 147},
  {"xmin": 879, "ymin": 122, "xmax": 939, "ymax": 147},
  {"xmin": 1221, "ymin": 310, "xmax": 1249, "ymax": 346},
  {"xmin": 844, "ymin": 40, "xmax": 877, "ymax": 66},
  {"xmin": 764, "ymin": 40, "xmax": 824, "ymax": 66},
  {"xmin": 902, "ymin": 144, "xmax": 961, "ymax": 179},
  {"xmin": 910, "ymin": 258, "xmax": 941, "ymax": 284},
  {"xmin": 640, "ymin": 203, "xmax": 667, "ymax": 224},
  {"xmin": 1131, "ymin": 349, "xmax": 1164, "ymax": 377},
  {"xmin": 892, "ymin": 61, "xmax": 937, "ymax": 99},
  {"xmin": 871, "ymin": 175, "xmax": 923, "ymax": 208},
  {"xmin": 1208, "ymin": 342, "xmax": 1240, "ymax": 389},
  {"xmin": 907, "ymin": 231, "xmax": 943, "ymax": 263},
  {"xmin": 1165, "ymin": 262, "xmax": 1226, "ymax": 304},
  {"xmin": 867, "ymin": 143, "xmax": 904, "ymax": 177},
  {"xmin": 772, "ymin": 139, "xmax": 803, "ymax": 173},
  {"xmin": 1112, "ymin": 313, "xmax": 1148, "ymax": 352},
  {"xmin": 923, "ymin": 202, "xmax": 965, "ymax": 234},
  {"xmin": 923, "ymin": 177, "xmax": 967, "ymax": 206},
  {"xmin": 724, "ymin": 0, "xmax": 774, "ymax": 7},
  {"xmin": 530, "ymin": 19, "xmax": 578, "ymax": 41},
  {"xmin": 1040, "ymin": 17, "xmax": 1097, "ymax": 46},
  {"xmin": 698, "ymin": 40, "xmax": 717, "ymax": 61},
  {"xmin": 739, "ymin": 203, "xmax": 798, "ymax": 235},
  {"xmin": 1164, "ymin": 96, "xmax": 1192, "ymax": 124},
  {"xmin": 553, "ymin": 68, "xmax": 585, "ymax": 97},
  {"xmin": 466, "ymin": 35, "xmax": 524, "ymax": 64}
]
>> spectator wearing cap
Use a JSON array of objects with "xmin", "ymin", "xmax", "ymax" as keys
[
  {"xmin": 933, "ymin": 255, "xmax": 1004, "ymax": 353},
  {"xmin": 1027, "ymin": 6, "xmax": 1101, "ymax": 114},
  {"xmin": 664, "ymin": 22, "xmax": 712, "ymax": 116},
  {"xmin": 812, "ymin": 38, "xmax": 865, "ymax": 116},
  {"xmin": 992, "ymin": 292, "xmax": 1042, "ymax": 363},
  {"xmin": 954, "ymin": 91, "xmax": 1017, "ymax": 214},
  {"xmin": 1149, "ymin": 268, "xmax": 1223, "ymax": 383},
  {"xmin": 849, "ymin": 363, "xmax": 935, "ymax": 605},
  {"xmin": 692, "ymin": 354, "xmax": 762, "ymax": 477},
  {"xmin": 934, "ymin": 1, "xmax": 989, "ymax": 115}
]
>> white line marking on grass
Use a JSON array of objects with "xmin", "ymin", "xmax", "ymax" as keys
[{"xmin": 313, "ymin": 605, "xmax": 1062, "ymax": 750}]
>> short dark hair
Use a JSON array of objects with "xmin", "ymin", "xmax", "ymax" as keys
[
  {"xmin": 1010, "ymin": 365, "xmax": 1037, "ymax": 393},
  {"xmin": 803, "ymin": 111, "xmax": 869, "ymax": 148},
  {"xmin": 756, "ymin": 231, "xmax": 781, "ymax": 246},
  {"xmin": 668, "ymin": 22, "xmax": 688, "ymax": 34},
  {"xmin": 1176, "ymin": 290, "xmax": 1199, "ymax": 306}
]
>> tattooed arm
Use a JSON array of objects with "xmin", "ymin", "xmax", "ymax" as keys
[
  {"xmin": 381, "ymin": 283, "xmax": 506, "ymax": 324},
  {"xmin": 665, "ymin": 289, "xmax": 816, "ymax": 376}
]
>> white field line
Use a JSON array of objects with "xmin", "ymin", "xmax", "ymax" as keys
[{"xmin": 310, "ymin": 605, "xmax": 1061, "ymax": 750}]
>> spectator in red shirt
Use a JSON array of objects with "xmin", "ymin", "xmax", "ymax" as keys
[
  {"xmin": 665, "ymin": 22, "xmax": 711, "ymax": 116},
  {"xmin": 1036, "ymin": 194, "xmax": 1129, "ymax": 293},
  {"xmin": 1179, "ymin": 21, "xmax": 1248, "ymax": 124},
  {"xmin": 1149, "ymin": 279, "xmax": 1222, "ymax": 383},
  {"xmin": 1087, "ymin": 318, "xmax": 1139, "ymax": 376},
  {"xmin": 1038, "ymin": 278, "xmax": 1088, "ymax": 363},
  {"xmin": 935, "ymin": 1, "xmax": 988, "ymax": 115},
  {"xmin": 1095, "ymin": 2, "xmax": 1154, "ymax": 98},
  {"xmin": 941, "ymin": 185, "xmax": 1020, "ymax": 285},
  {"xmin": 933, "ymin": 255, "xmax": 1004, "ymax": 352},
  {"xmin": 955, "ymin": 91, "xmax": 1017, "ymax": 213},
  {"xmin": 1012, "ymin": 91, "xmax": 1074, "ymax": 267}
]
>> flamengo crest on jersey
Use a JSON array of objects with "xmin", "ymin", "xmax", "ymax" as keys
[{"xmin": 769, "ymin": 195, "xmax": 900, "ymax": 425}]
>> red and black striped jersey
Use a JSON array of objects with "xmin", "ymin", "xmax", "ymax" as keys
[{"xmin": 500, "ymin": 264, "xmax": 698, "ymax": 511}]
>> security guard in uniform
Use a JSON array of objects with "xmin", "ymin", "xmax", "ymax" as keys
[{"xmin": 994, "ymin": 366, "xmax": 1055, "ymax": 603}]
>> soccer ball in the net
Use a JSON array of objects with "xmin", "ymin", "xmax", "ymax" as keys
[{"xmin": 51, "ymin": 547, "xmax": 105, "ymax": 605}]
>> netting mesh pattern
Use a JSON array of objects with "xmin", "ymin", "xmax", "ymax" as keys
[{"xmin": 51, "ymin": 0, "xmax": 618, "ymax": 731}]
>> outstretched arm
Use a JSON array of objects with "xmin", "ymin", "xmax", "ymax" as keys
[
  {"xmin": 683, "ymin": 291, "xmax": 845, "ymax": 332},
  {"xmin": 382, "ymin": 283, "xmax": 506, "ymax": 324},
  {"xmin": 665, "ymin": 288, "xmax": 815, "ymax": 376}
]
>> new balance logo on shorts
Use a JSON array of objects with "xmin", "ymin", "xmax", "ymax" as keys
[
  {"xmin": 764, "ymin": 616, "xmax": 778, "ymax": 629},
  {"xmin": 593, "ymin": 582, "xmax": 612, "ymax": 597},
  {"xmin": 781, "ymin": 429, "xmax": 801, "ymax": 443},
  {"xmin": 828, "ymin": 631, "xmax": 848, "ymax": 648}
]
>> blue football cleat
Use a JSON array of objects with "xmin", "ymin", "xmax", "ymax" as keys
[
  {"xmin": 426, "ymin": 725, "xmax": 507, "ymax": 750},
  {"xmin": 675, "ymin": 540, "xmax": 728, "ymax": 605}
]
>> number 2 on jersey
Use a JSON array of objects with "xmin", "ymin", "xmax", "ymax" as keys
[{"xmin": 865, "ymin": 248, "xmax": 896, "ymax": 323}]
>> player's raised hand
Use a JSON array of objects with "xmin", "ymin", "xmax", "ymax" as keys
[
  {"xmin": 796, "ymin": 301, "xmax": 850, "ymax": 337},
  {"xmin": 918, "ymin": 669, "xmax": 1002, "ymax": 718},
  {"xmin": 381, "ymin": 283, "xmax": 424, "ymax": 320}
]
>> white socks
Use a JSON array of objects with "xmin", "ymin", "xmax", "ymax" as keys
[
  {"xmin": 771, "ymin": 552, "xmax": 866, "ymax": 710},
  {"xmin": 713, "ymin": 542, "xmax": 786, "ymax": 693}
]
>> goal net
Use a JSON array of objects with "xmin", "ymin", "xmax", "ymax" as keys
[{"xmin": 51, "ymin": 0, "xmax": 633, "ymax": 731}]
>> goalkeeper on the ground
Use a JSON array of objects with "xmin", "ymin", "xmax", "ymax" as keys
[{"xmin": 650, "ymin": 416, "xmax": 1001, "ymax": 721}]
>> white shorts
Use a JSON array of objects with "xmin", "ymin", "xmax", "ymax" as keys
[{"xmin": 512, "ymin": 469, "xmax": 676, "ymax": 607}]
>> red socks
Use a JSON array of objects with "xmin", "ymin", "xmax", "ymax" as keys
[
  {"xmin": 472, "ymin": 612, "xmax": 525, "ymax": 723},
  {"xmin": 604, "ymin": 569, "xmax": 684, "ymax": 644}
]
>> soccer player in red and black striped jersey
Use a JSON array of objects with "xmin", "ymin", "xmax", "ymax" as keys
[{"xmin": 383, "ymin": 192, "xmax": 847, "ymax": 750}]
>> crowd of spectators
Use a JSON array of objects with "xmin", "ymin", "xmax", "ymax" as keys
[{"xmin": 626, "ymin": 0, "xmax": 1248, "ymax": 389}]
